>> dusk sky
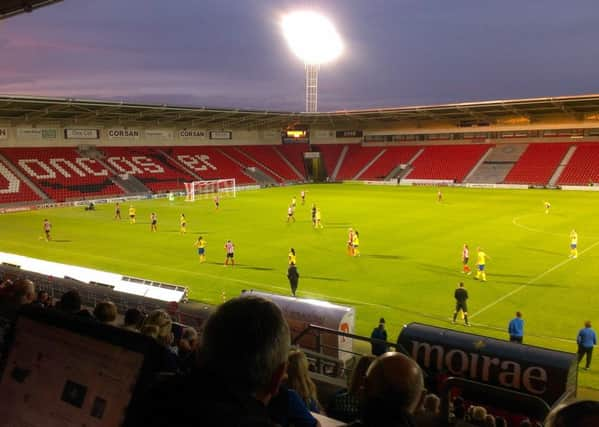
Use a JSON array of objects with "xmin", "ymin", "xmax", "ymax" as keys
[{"xmin": 2, "ymin": 0, "xmax": 599, "ymax": 112}]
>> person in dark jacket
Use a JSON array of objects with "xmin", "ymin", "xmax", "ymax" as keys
[
  {"xmin": 288, "ymin": 263, "xmax": 300, "ymax": 297},
  {"xmin": 452, "ymin": 282, "xmax": 470, "ymax": 326},
  {"xmin": 370, "ymin": 318, "xmax": 388, "ymax": 356},
  {"xmin": 347, "ymin": 352, "xmax": 426, "ymax": 427},
  {"xmin": 577, "ymin": 320, "xmax": 597, "ymax": 370}
]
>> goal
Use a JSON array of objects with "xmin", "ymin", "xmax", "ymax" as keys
[{"xmin": 184, "ymin": 179, "xmax": 236, "ymax": 202}]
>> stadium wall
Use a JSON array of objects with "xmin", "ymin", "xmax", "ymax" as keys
[{"xmin": 0, "ymin": 126, "xmax": 280, "ymax": 147}]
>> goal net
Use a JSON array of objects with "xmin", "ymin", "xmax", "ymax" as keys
[{"xmin": 184, "ymin": 178, "xmax": 236, "ymax": 202}]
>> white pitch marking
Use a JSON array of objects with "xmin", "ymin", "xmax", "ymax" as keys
[{"xmin": 470, "ymin": 239, "xmax": 599, "ymax": 319}]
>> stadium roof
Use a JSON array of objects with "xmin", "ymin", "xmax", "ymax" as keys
[
  {"xmin": 1, "ymin": 94, "xmax": 599, "ymax": 129},
  {"xmin": 0, "ymin": 0, "xmax": 63, "ymax": 20}
]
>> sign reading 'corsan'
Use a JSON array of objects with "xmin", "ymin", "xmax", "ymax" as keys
[
  {"xmin": 179, "ymin": 129, "xmax": 206, "ymax": 138},
  {"xmin": 107, "ymin": 129, "xmax": 140, "ymax": 139}
]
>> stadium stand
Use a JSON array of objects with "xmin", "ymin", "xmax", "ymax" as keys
[
  {"xmin": 236, "ymin": 145, "xmax": 301, "ymax": 181},
  {"xmin": 99, "ymin": 147, "xmax": 196, "ymax": 193},
  {"xmin": 504, "ymin": 143, "xmax": 570, "ymax": 185},
  {"xmin": 312, "ymin": 144, "xmax": 346, "ymax": 178},
  {"xmin": 218, "ymin": 146, "xmax": 284, "ymax": 182},
  {"xmin": 335, "ymin": 145, "xmax": 385, "ymax": 180},
  {"xmin": 0, "ymin": 157, "xmax": 44, "ymax": 204},
  {"xmin": 557, "ymin": 143, "xmax": 599, "ymax": 185},
  {"xmin": 0, "ymin": 147, "xmax": 124, "ymax": 202},
  {"xmin": 163, "ymin": 146, "xmax": 256, "ymax": 185},
  {"xmin": 274, "ymin": 143, "xmax": 310, "ymax": 179},
  {"xmin": 357, "ymin": 146, "xmax": 421, "ymax": 180},
  {"xmin": 406, "ymin": 144, "xmax": 491, "ymax": 182},
  {"xmin": 466, "ymin": 144, "xmax": 528, "ymax": 184}
]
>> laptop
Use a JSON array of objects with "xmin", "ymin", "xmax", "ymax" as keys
[{"xmin": 0, "ymin": 306, "xmax": 163, "ymax": 427}]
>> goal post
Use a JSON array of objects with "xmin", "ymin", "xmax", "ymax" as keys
[{"xmin": 184, "ymin": 178, "xmax": 236, "ymax": 202}]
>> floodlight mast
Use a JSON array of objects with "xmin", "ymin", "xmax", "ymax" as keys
[
  {"xmin": 305, "ymin": 63, "xmax": 319, "ymax": 112},
  {"xmin": 282, "ymin": 11, "xmax": 343, "ymax": 113}
]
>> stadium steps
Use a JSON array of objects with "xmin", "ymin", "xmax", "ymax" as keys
[
  {"xmin": 503, "ymin": 143, "xmax": 570, "ymax": 185},
  {"xmin": 156, "ymin": 149, "xmax": 202, "ymax": 181},
  {"xmin": 215, "ymin": 148, "xmax": 261, "ymax": 184},
  {"xmin": 354, "ymin": 148, "xmax": 387, "ymax": 180},
  {"xmin": 331, "ymin": 145, "xmax": 349, "ymax": 181},
  {"xmin": 233, "ymin": 147, "xmax": 286, "ymax": 182},
  {"xmin": 385, "ymin": 147, "xmax": 424, "ymax": 180},
  {"xmin": 462, "ymin": 146, "xmax": 494, "ymax": 182},
  {"xmin": 465, "ymin": 144, "xmax": 528, "ymax": 184},
  {"xmin": 549, "ymin": 145, "xmax": 577, "ymax": 186},
  {"xmin": 241, "ymin": 167, "xmax": 277, "ymax": 185},
  {"xmin": 0, "ymin": 152, "xmax": 51, "ymax": 202},
  {"xmin": 273, "ymin": 146, "xmax": 305, "ymax": 180},
  {"xmin": 94, "ymin": 158, "xmax": 151, "ymax": 195}
]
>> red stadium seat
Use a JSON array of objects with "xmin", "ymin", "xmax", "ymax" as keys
[
  {"xmin": 165, "ymin": 146, "xmax": 256, "ymax": 185},
  {"xmin": 406, "ymin": 144, "xmax": 490, "ymax": 182},
  {"xmin": 0, "ymin": 147, "xmax": 124, "ymax": 202},
  {"xmin": 335, "ymin": 145, "xmax": 385, "ymax": 180},
  {"xmin": 0, "ymin": 157, "xmax": 43, "ymax": 204},
  {"xmin": 99, "ymin": 147, "xmax": 196, "ymax": 193},
  {"xmin": 557, "ymin": 143, "xmax": 599, "ymax": 185},
  {"xmin": 504, "ymin": 143, "xmax": 570, "ymax": 185},
  {"xmin": 358, "ymin": 146, "xmax": 421, "ymax": 180}
]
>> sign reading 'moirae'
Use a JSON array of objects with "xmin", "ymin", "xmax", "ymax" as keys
[{"xmin": 397, "ymin": 323, "xmax": 576, "ymax": 405}]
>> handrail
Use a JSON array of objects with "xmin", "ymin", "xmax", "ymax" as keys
[{"xmin": 293, "ymin": 323, "xmax": 409, "ymax": 355}]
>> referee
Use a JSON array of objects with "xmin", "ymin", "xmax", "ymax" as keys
[{"xmin": 452, "ymin": 282, "xmax": 470, "ymax": 326}]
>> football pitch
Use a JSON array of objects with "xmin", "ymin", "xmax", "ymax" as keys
[{"xmin": 1, "ymin": 184, "xmax": 599, "ymax": 387}]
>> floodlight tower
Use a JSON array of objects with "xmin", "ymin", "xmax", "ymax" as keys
[{"xmin": 282, "ymin": 11, "xmax": 343, "ymax": 112}]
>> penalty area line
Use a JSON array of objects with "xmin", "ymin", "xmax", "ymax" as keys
[{"xmin": 470, "ymin": 239, "xmax": 599, "ymax": 319}]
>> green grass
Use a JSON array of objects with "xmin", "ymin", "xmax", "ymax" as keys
[{"xmin": 2, "ymin": 184, "xmax": 599, "ymax": 388}]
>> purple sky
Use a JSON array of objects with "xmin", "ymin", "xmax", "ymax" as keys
[{"xmin": 1, "ymin": 0, "xmax": 599, "ymax": 111}]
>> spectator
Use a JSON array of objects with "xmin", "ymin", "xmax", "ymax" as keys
[
  {"xmin": 56, "ymin": 290, "xmax": 92, "ymax": 318},
  {"xmin": 543, "ymin": 401, "xmax": 599, "ymax": 427},
  {"xmin": 414, "ymin": 393, "xmax": 441, "ymax": 427},
  {"xmin": 268, "ymin": 384, "xmax": 320, "ymax": 427},
  {"xmin": 495, "ymin": 417, "xmax": 507, "ymax": 427},
  {"xmin": 519, "ymin": 419, "xmax": 532, "ymax": 427},
  {"xmin": 141, "ymin": 309, "xmax": 178, "ymax": 372},
  {"xmin": 470, "ymin": 406, "xmax": 487, "ymax": 426},
  {"xmin": 483, "ymin": 414, "xmax": 496, "ymax": 427},
  {"xmin": 327, "ymin": 355, "xmax": 375, "ymax": 423},
  {"xmin": 577, "ymin": 320, "xmax": 597, "ymax": 370},
  {"xmin": 453, "ymin": 396, "xmax": 466, "ymax": 423},
  {"xmin": 122, "ymin": 308, "xmax": 144, "ymax": 332},
  {"xmin": 177, "ymin": 326, "xmax": 199, "ymax": 374},
  {"xmin": 31, "ymin": 290, "xmax": 52, "ymax": 308},
  {"xmin": 287, "ymin": 349, "xmax": 321, "ymax": 412},
  {"xmin": 349, "ymin": 352, "xmax": 426, "ymax": 427},
  {"xmin": 0, "ymin": 279, "xmax": 35, "ymax": 355},
  {"xmin": 370, "ymin": 318, "xmax": 388, "ymax": 356},
  {"xmin": 508, "ymin": 311, "xmax": 524, "ymax": 343},
  {"xmin": 93, "ymin": 301, "xmax": 117, "ymax": 325},
  {"xmin": 135, "ymin": 296, "xmax": 290, "ymax": 426}
]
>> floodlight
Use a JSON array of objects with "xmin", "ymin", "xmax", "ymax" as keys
[{"xmin": 282, "ymin": 11, "xmax": 343, "ymax": 112}]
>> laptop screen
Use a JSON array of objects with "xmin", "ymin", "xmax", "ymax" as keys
[{"xmin": 0, "ymin": 308, "xmax": 160, "ymax": 426}]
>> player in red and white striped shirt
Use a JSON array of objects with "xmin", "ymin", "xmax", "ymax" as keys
[
  {"xmin": 224, "ymin": 240, "xmax": 235, "ymax": 266},
  {"xmin": 462, "ymin": 244, "xmax": 471, "ymax": 275}
]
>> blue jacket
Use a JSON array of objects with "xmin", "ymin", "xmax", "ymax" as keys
[
  {"xmin": 508, "ymin": 317, "xmax": 524, "ymax": 337},
  {"xmin": 577, "ymin": 327, "xmax": 597, "ymax": 348}
]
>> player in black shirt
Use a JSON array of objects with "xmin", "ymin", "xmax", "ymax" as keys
[{"xmin": 452, "ymin": 282, "xmax": 470, "ymax": 326}]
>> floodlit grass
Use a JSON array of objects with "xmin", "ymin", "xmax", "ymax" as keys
[{"xmin": 1, "ymin": 184, "xmax": 599, "ymax": 387}]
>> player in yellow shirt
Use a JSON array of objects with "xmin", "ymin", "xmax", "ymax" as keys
[
  {"xmin": 180, "ymin": 214, "xmax": 187, "ymax": 234},
  {"xmin": 352, "ymin": 231, "xmax": 360, "ymax": 257},
  {"xmin": 569, "ymin": 229, "xmax": 578, "ymax": 258},
  {"xmin": 128, "ymin": 205, "xmax": 136, "ymax": 224},
  {"xmin": 544, "ymin": 201, "xmax": 551, "ymax": 214},
  {"xmin": 288, "ymin": 248, "xmax": 297, "ymax": 265},
  {"xmin": 314, "ymin": 208, "xmax": 323, "ymax": 229},
  {"xmin": 475, "ymin": 247, "xmax": 490, "ymax": 282},
  {"xmin": 194, "ymin": 236, "xmax": 207, "ymax": 263}
]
